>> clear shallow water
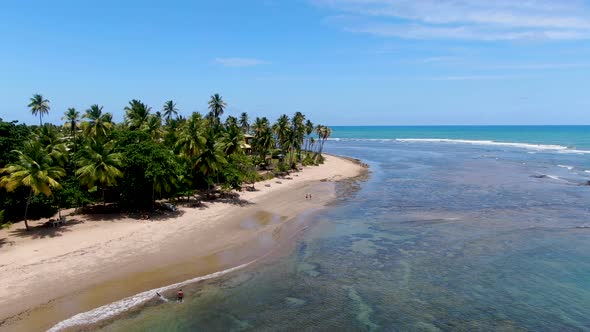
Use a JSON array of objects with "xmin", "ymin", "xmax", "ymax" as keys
[{"xmin": 81, "ymin": 132, "xmax": 590, "ymax": 331}]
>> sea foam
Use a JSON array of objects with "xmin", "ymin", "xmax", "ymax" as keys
[
  {"xmin": 393, "ymin": 138, "xmax": 590, "ymax": 154},
  {"xmin": 48, "ymin": 261, "xmax": 253, "ymax": 331}
]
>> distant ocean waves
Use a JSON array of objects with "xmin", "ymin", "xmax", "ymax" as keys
[{"xmin": 328, "ymin": 138, "xmax": 590, "ymax": 154}]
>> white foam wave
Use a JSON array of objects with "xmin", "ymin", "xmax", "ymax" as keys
[
  {"xmin": 558, "ymin": 165, "xmax": 574, "ymax": 170},
  {"xmin": 48, "ymin": 261, "xmax": 253, "ymax": 332},
  {"xmin": 585, "ymin": 170, "xmax": 590, "ymax": 174},
  {"xmin": 395, "ymin": 138, "xmax": 590, "ymax": 154}
]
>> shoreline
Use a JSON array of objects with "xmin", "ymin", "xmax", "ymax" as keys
[{"xmin": 0, "ymin": 155, "xmax": 366, "ymax": 331}]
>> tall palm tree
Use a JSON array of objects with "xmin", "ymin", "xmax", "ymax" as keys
[
  {"xmin": 82, "ymin": 104, "xmax": 113, "ymax": 139},
  {"xmin": 162, "ymin": 100, "xmax": 178, "ymax": 123},
  {"xmin": 145, "ymin": 114, "xmax": 163, "ymax": 141},
  {"xmin": 76, "ymin": 139, "xmax": 123, "ymax": 205},
  {"xmin": 62, "ymin": 108, "xmax": 80, "ymax": 149},
  {"xmin": 28, "ymin": 94, "xmax": 50, "ymax": 126},
  {"xmin": 316, "ymin": 125, "xmax": 332, "ymax": 156},
  {"xmin": 222, "ymin": 122, "xmax": 245, "ymax": 155},
  {"xmin": 239, "ymin": 112, "xmax": 250, "ymax": 134},
  {"xmin": 33, "ymin": 125, "xmax": 68, "ymax": 167},
  {"xmin": 207, "ymin": 93, "xmax": 226, "ymax": 127},
  {"xmin": 292, "ymin": 112, "xmax": 306, "ymax": 160},
  {"xmin": 196, "ymin": 132, "xmax": 227, "ymax": 193},
  {"xmin": 225, "ymin": 115, "xmax": 238, "ymax": 129},
  {"xmin": 125, "ymin": 99, "xmax": 151, "ymax": 130},
  {"xmin": 252, "ymin": 117, "xmax": 274, "ymax": 166},
  {"xmin": 176, "ymin": 112, "xmax": 207, "ymax": 159},
  {"xmin": 0, "ymin": 141, "xmax": 65, "ymax": 230},
  {"xmin": 304, "ymin": 119, "xmax": 314, "ymax": 153},
  {"xmin": 273, "ymin": 114, "xmax": 291, "ymax": 153}
]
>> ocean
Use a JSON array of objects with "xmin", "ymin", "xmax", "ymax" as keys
[{"xmin": 53, "ymin": 126, "xmax": 590, "ymax": 331}]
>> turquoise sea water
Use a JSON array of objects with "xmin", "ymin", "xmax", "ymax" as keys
[
  {"xmin": 331, "ymin": 126, "xmax": 590, "ymax": 151},
  {"xmin": 54, "ymin": 126, "xmax": 590, "ymax": 331}
]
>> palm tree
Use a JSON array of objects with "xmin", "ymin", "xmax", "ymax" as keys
[
  {"xmin": 162, "ymin": 100, "xmax": 178, "ymax": 123},
  {"xmin": 207, "ymin": 93, "xmax": 226, "ymax": 127},
  {"xmin": 316, "ymin": 125, "xmax": 332, "ymax": 156},
  {"xmin": 239, "ymin": 112, "xmax": 250, "ymax": 134},
  {"xmin": 273, "ymin": 114, "xmax": 291, "ymax": 153},
  {"xmin": 252, "ymin": 117, "xmax": 274, "ymax": 166},
  {"xmin": 82, "ymin": 104, "xmax": 113, "ymax": 139},
  {"xmin": 196, "ymin": 132, "xmax": 227, "ymax": 194},
  {"xmin": 222, "ymin": 123, "xmax": 245, "ymax": 155},
  {"xmin": 125, "ymin": 99, "xmax": 151, "ymax": 130},
  {"xmin": 145, "ymin": 114, "xmax": 163, "ymax": 141},
  {"xmin": 28, "ymin": 94, "xmax": 50, "ymax": 126},
  {"xmin": 62, "ymin": 108, "xmax": 80, "ymax": 149},
  {"xmin": 225, "ymin": 115, "xmax": 238, "ymax": 129},
  {"xmin": 0, "ymin": 141, "xmax": 65, "ymax": 230},
  {"xmin": 176, "ymin": 112, "xmax": 207, "ymax": 159},
  {"xmin": 76, "ymin": 139, "xmax": 123, "ymax": 205},
  {"xmin": 33, "ymin": 125, "xmax": 68, "ymax": 167},
  {"xmin": 304, "ymin": 119, "xmax": 314, "ymax": 153}
]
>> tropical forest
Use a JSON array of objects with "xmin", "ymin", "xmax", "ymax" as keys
[{"xmin": 0, "ymin": 94, "xmax": 332, "ymax": 230}]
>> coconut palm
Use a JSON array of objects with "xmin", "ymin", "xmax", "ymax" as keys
[
  {"xmin": 162, "ymin": 100, "xmax": 178, "ymax": 123},
  {"xmin": 33, "ymin": 125, "xmax": 68, "ymax": 167},
  {"xmin": 207, "ymin": 93, "xmax": 226, "ymax": 127},
  {"xmin": 196, "ymin": 132, "xmax": 227, "ymax": 193},
  {"xmin": 252, "ymin": 117, "xmax": 274, "ymax": 166},
  {"xmin": 239, "ymin": 112, "xmax": 250, "ymax": 134},
  {"xmin": 273, "ymin": 114, "xmax": 291, "ymax": 153},
  {"xmin": 0, "ymin": 141, "xmax": 65, "ymax": 230},
  {"xmin": 62, "ymin": 107, "xmax": 80, "ymax": 138},
  {"xmin": 316, "ymin": 125, "xmax": 332, "ymax": 156},
  {"xmin": 145, "ymin": 114, "xmax": 163, "ymax": 141},
  {"xmin": 125, "ymin": 99, "xmax": 151, "ymax": 130},
  {"xmin": 82, "ymin": 104, "xmax": 113, "ymax": 139},
  {"xmin": 222, "ymin": 122, "xmax": 245, "ymax": 155},
  {"xmin": 28, "ymin": 94, "xmax": 50, "ymax": 126},
  {"xmin": 76, "ymin": 139, "xmax": 123, "ymax": 205},
  {"xmin": 304, "ymin": 119, "xmax": 314, "ymax": 152},
  {"xmin": 225, "ymin": 115, "xmax": 238, "ymax": 129},
  {"xmin": 176, "ymin": 112, "xmax": 207, "ymax": 158}
]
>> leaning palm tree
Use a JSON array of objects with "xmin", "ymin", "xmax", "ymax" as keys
[
  {"xmin": 239, "ymin": 112, "xmax": 250, "ymax": 134},
  {"xmin": 162, "ymin": 100, "xmax": 178, "ymax": 123},
  {"xmin": 28, "ymin": 94, "xmax": 50, "ymax": 126},
  {"xmin": 0, "ymin": 141, "xmax": 65, "ymax": 230},
  {"xmin": 207, "ymin": 93, "xmax": 226, "ymax": 127},
  {"xmin": 76, "ymin": 139, "xmax": 123, "ymax": 205}
]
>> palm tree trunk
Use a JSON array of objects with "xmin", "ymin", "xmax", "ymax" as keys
[
  {"xmin": 103, "ymin": 188, "xmax": 106, "ymax": 207},
  {"xmin": 24, "ymin": 189, "xmax": 32, "ymax": 231}
]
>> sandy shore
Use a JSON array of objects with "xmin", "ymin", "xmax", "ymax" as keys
[{"xmin": 0, "ymin": 155, "xmax": 364, "ymax": 331}]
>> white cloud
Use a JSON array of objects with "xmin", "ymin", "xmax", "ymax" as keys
[
  {"xmin": 215, "ymin": 57, "xmax": 268, "ymax": 67},
  {"xmin": 314, "ymin": 0, "xmax": 590, "ymax": 40}
]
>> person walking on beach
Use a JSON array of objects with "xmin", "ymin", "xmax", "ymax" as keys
[
  {"xmin": 177, "ymin": 289, "xmax": 184, "ymax": 303},
  {"xmin": 305, "ymin": 194, "xmax": 309, "ymax": 200}
]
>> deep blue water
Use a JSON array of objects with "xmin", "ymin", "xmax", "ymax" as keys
[{"xmin": 66, "ymin": 128, "xmax": 590, "ymax": 331}]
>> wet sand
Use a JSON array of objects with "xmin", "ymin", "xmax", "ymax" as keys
[{"xmin": 0, "ymin": 155, "xmax": 364, "ymax": 331}]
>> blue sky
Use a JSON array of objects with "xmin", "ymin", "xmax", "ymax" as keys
[{"xmin": 1, "ymin": 0, "xmax": 590, "ymax": 125}]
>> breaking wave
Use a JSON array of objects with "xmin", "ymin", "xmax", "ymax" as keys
[
  {"xmin": 329, "ymin": 138, "xmax": 590, "ymax": 154},
  {"xmin": 48, "ymin": 261, "xmax": 253, "ymax": 331}
]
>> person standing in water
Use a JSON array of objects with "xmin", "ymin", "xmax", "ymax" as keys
[{"xmin": 177, "ymin": 289, "xmax": 184, "ymax": 303}]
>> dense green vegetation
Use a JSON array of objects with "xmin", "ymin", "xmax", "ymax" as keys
[{"xmin": 0, "ymin": 94, "xmax": 331, "ymax": 230}]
